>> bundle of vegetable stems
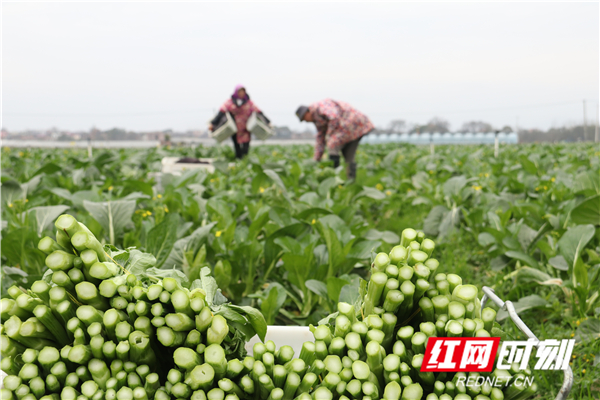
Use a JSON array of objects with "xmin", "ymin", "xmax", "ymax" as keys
[{"xmin": 0, "ymin": 215, "xmax": 536, "ymax": 400}]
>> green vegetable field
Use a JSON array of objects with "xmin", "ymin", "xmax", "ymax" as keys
[{"xmin": 1, "ymin": 142, "xmax": 599, "ymax": 399}]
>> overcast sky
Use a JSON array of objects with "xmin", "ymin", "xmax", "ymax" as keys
[{"xmin": 3, "ymin": 2, "xmax": 599, "ymax": 133}]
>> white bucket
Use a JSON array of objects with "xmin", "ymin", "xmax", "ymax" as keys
[
  {"xmin": 211, "ymin": 112, "xmax": 238, "ymax": 143},
  {"xmin": 244, "ymin": 326, "xmax": 313, "ymax": 358},
  {"xmin": 247, "ymin": 112, "xmax": 274, "ymax": 141}
]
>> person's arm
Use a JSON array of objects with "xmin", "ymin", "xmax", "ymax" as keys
[
  {"xmin": 257, "ymin": 111, "xmax": 270, "ymax": 124},
  {"xmin": 250, "ymin": 101, "xmax": 271, "ymax": 124},
  {"xmin": 209, "ymin": 101, "xmax": 233, "ymax": 131},
  {"xmin": 209, "ymin": 111, "xmax": 225, "ymax": 130}
]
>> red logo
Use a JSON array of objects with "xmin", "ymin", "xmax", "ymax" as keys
[{"xmin": 421, "ymin": 337, "xmax": 501, "ymax": 372}]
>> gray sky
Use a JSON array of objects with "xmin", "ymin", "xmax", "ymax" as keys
[{"xmin": 3, "ymin": 2, "xmax": 599, "ymax": 133}]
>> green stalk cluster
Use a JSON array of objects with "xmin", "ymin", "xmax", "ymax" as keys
[{"xmin": 1, "ymin": 221, "xmax": 536, "ymax": 400}]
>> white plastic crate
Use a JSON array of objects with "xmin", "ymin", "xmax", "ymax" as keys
[
  {"xmin": 211, "ymin": 112, "xmax": 237, "ymax": 143},
  {"xmin": 247, "ymin": 112, "xmax": 274, "ymax": 141},
  {"xmin": 244, "ymin": 326, "xmax": 312, "ymax": 358},
  {"xmin": 160, "ymin": 157, "xmax": 216, "ymax": 175}
]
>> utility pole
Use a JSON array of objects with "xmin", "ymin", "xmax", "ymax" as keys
[
  {"xmin": 494, "ymin": 130, "xmax": 499, "ymax": 158},
  {"xmin": 583, "ymin": 100, "xmax": 587, "ymax": 141},
  {"xmin": 595, "ymin": 103, "xmax": 600, "ymax": 143}
]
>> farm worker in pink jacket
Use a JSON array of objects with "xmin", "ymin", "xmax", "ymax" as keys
[
  {"xmin": 209, "ymin": 85, "xmax": 271, "ymax": 159},
  {"xmin": 296, "ymin": 99, "xmax": 374, "ymax": 180}
]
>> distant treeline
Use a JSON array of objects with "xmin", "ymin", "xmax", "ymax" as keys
[{"xmin": 518, "ymin": 124, "xmax": 597, "ymax": 143}]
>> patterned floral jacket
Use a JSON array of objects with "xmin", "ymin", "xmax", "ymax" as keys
[
  {"xmin": 212, "ymin": 96, "xmax": 268, "ymax": 144},
  {"xmin": 309, "ymin": 99, "xmax": 374, "ymax": 161}
]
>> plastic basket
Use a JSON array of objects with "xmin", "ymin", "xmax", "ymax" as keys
[
  {"xmin": 160, "ymin": 157, "xmax": 216, "ymax": 175},
  {"xmin": 481, "ymin": 286, "xmax": 573, "ymax": 400},
  {"xmin": 247, "ymin": 112, "xmax": 274, "ymax": 141},
  {"xmin": 211, "ymin": 112, "xmax": 237, "ymax": 143}
]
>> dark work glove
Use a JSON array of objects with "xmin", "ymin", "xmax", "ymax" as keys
[{"xmin": 329, "ymin": 154, "xmax": 341, "ymax": 169}]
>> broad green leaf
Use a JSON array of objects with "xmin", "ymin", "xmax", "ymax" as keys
[
  {"xmin": 423, "ymin": 205, "xmax": 449, "ymax": 237},
  {"xmin": 83, "ymin": 199, "xmax": 136, "ymax": 244},
  {"xmin": 490, "ymin": 255, "xmax": 511, "ymax": 271},
  {"xmin": 364, "ymin": 229, "xmax": 400, "ymax": 244},
  {"xmin": 31, "ymin": 162, "xmax": 62, "ymax": 177},
  {"xmin": 338, "ymin": 282, "xmax": 361, "ymax": 305},
  {"xmin": 1, "ymin": 266, "xmax": 31, "ymax": 296},
  {"xmin": 264, "ymin": 169, "xmax": 287, "ymax": 193},
  {"xmin": 319, "ymin": 214, "xmax": 348, "ymax": 235},
  {"xmin": 305, "ymin": 279, "xmax": 328, "ymax": 298},
  {"xmin": 516, "ymin": 267, "xmax": 562, "ymax": 286},
  {"xmin": 295, "ymin": 207, "xmax": 332, "ymax": 220},
  {"xmin": 318, "ymin": 177, "xmax": 338, "ymax": 197},
  {"xmin": 207, "ymin": 198, "xmax": 233, "ymax": 228},
  {"xmin": 326, "ymin": 277, "xmax": 351, "ymax": 303},
  {"xmin": 71, "ymin": 190, "xmax": 102, "ymax": 209},
  {"xmin": 496, "ymin": 295, "xmax": 548, "ymax": 321},
  {"xmin": 356, "ymin": 186, "xmax": 386, "ymax": 200},
  {"xmin": 347, "ymin": 240, "xmax": 382, "ymax": 259},
  {"xmin": 505, "ymin": 251, "xmax": 540, "ymax": 269},
  {"xmin": 49, "ymin": 188, "xmax": 73, "ymax": 202},
  {"xmin": 248, "ymin": 206, "xmax": 271, "ymax": 238},
  {"xmin": 265, "ymin": 223, "xmax": 310, "ymax": 271},
  {"xmin": 214, "ymin": 260, "xmax": 232, "ymax": 290},
  {"xmin": 438, "ymin": 206, "xmax": 461, "ymax": 239},
  {"xmin": 20, "ymin": 175, "xmax": 42, "ymax": 197},
  {"xmin": 557, "ymin": 224, "xmax": 595, "ymax": 274},
  {"xmin": 502, "ymin": 236, "xmax": 520, "ymax": 250},
  {"xmin": 572, "ymin": 171, "xmax": 600, "ymax": 195},
  {"xmin": 26, "ymin": 205, "xmax": 70, "ymax": 236},
  {"xmin": 570, "ymin": 195, "xmax": 600, "ymax": 226},
  {"xmin": 111, "ymin": 250, "xmax": 130, "ymax": 269},
  {"xmin": 443, "ymin": 175, "xmax": 467, "ymax": 198},
  {"xmin": 315, "ymin": 223, "xmax": 344, "ymax": 277},
  {"xmin": 1, "ymin": 228, "xmax": 46, "ymax": 276},
  {"xmin": 1, "ymin": 180, "xmax": 24, "ymax": 205},
  {"xmin": 200, "ymin": 267, "xmax": 218, "ymax": 306},
  {"xmin": 519, "ymin": 155, "xmax": 537, "ymax": 175},
  {"xmin": 127, "ymin": 249, "xmax": 157, "ymax": 275},
  {"xmin": 214, "ymin": 306, "xmax": 248, "ymax": 324},
  {"xmin": 411, "ymin": 197, "xmax": 432, "ymax": 206},
  {"xmin": 228, "ymin": 305, "xmax": 268, "ymax": 342},
  {"xmin": 574, "ymin": 317, "xmax": 600, "ymax": 344},
  {"xmin": 141, "ymin": 267, "xmax": 189, "ymax": 287},
  {"xmin": 162, "ymin": 223, "xmax": 215, "ymax": 273},
  {"xmin": 146, "ymin": 213, "xmax": 181, "ymax": 269},
  {"xmin": 478, "ymin": 232, "xmax": 496, "ymax": 247},
  {"xmin": 120, "ymin": 180, "xmax": 154, "ymax": 196},
  {"xmin": 548, "ymin": 255, "xmax": 569, "ymax": 271},
  {"xmin": 273, "ymin": 237, "xmax": 302, "ymax": 255},
  {"xmin": 261, "ymin": 285, "xmax": 287, "ymax": 325},
  {"xmin": 517, "ymin": 223, "xmax": 537, "ymax": 252},
  {"xmin": 120, "ymin": 192, "xmax": 151, "ymax": 201},
  {"xmin": 173, "ymin": 168, "xmax": 209, "ymax": 188}
]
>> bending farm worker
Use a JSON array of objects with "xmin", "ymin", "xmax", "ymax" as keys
[
  {"xmin": 209, "ymin": 85, "xmax": 271, "ymax": 159},
  {"xmin": 296, "ymin": 99, "xmax": 374, "ymax": 180}
]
